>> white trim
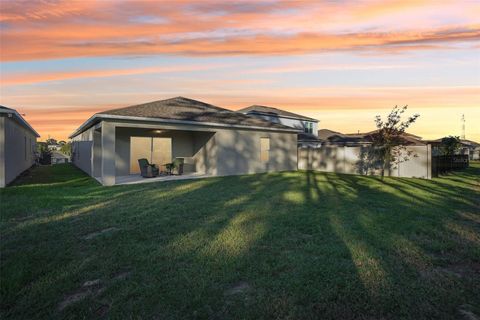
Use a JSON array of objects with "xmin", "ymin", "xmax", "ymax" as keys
[
  {"xmin": 0, "ymin": 108, "xmax": 40, "ymax": 137},
  {"xmin": 69, "ymin": 113, "xmax": 300, "ymax": 138}
]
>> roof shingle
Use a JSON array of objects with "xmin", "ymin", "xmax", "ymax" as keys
[
  {"xmin": 238, "ymin": 105, "xmax": 318, "ymax": 122},
  {"xmin": 98, "ymin": 97, "xmax": 295, "ymax": 131}
]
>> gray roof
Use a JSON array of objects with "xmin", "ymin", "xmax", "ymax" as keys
[
  {"xmin": 238, "ymin": 105, "xmax": 318, "ymax": 122},
  {"xmin": 0, "ymin": 105, "xmax": 40, "ymax": 137},
  {"xmin": 427, "ymin": 138, "xmax": 480, "ymax": 147},
  {"xmin": 317, "ymin": 129, "xmax": 345, "ymax": 140},
  {"xmin": 0, "ymin": 105, "xmax": 14, "ymax": 111},
  {"xmin": 318, "ymin": 128, "xmax": 426, "ymax": 146},
  {"xmin": 70, "ymin": 97, "xmax": 299, "ymax": 138}
]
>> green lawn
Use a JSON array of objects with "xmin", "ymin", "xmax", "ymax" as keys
[{"xmin": 1, "ymin": 164, "xmax": 479, "ymax": 319}]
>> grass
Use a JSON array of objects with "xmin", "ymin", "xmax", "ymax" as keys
[{"xmin": 1, "ymin": 163, "xmax": 479, "ymax": 319}]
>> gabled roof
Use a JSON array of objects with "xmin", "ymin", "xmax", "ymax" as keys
[
  {"xmin": 238, "ymin": 105, "xmax": 318, "ymax": 122},
  {"xmin": 357, "ymin": 129, "xmax": 423, "ymax": 140},
  {"xmin": 70, "ymin": 97, "xmax": 298, "ymax": 138},
  {"xmin": 0, "ymin": 105, "xmax": 40, "ymax": 137},
  {"xmin": 317, "ymin": 129, "xmax": 345, "ymax": 140},
  {"xmin": 461, "ymin": 139, "xmax": 480, "ymax": 147}
]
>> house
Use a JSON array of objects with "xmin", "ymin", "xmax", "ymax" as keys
[
  {"xmin": 69, "ymin": 97, "xmax": 299, "ymax": 186},
  {"xmin": 318, "ymin": 129, "xmax": 426, "ymax": 146},
  {"xmin": 238, "ymin": 105, "xmax": 321, "ymax": 147},
  {"xmin": 317, "ymin": 129, "xmax": 371, "ymax": 146},
  {"xmin": 47, "ymin": 143, "xmax": 61, "ymax": 151},
  {"xmin": 0, "ymin": 106, "xmax": 40, "ymax": 187},
  {"xmin": 461, "ymin": 139, "xmax": 480, "ymax": 160},
  {"xmin": 428, "ymin": 137, "xmax": 480, "ymax": 160}
]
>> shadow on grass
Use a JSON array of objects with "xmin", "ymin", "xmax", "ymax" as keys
[{"xmin": 1, "ymin": 163, "xmax": 479, "ymax": 319}]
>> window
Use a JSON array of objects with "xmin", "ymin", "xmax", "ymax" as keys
[
  {"xmin": 304, "ymin": 122, "xmax": 313, "ymax": 134},
  {"xmin": 260, "ymin": 137, "xmax": 270, "ymax": 162},
  {"xmin": 130, "ymin": 137, "xmax": 172, "ymax": 174}
]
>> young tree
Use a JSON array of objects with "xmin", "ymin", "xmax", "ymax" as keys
[
  {"xmin": 370, "ymin": 105, "xmax": 420, "ymax": 179},
  {"xmin": 439, "ymin": 136, "xmax": 461, "ymax": 156},
  {"xmin": 60, "ymin": 141, "xmax": 72, "ymax": 156},
  {"xmin": 36, "ymin": 142, "xmax": 52, "ymax": 165}
]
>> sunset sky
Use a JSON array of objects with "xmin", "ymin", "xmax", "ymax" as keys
[{"xmin": 1, "ymin": 0, "xmax": 479, "ymax": 141}]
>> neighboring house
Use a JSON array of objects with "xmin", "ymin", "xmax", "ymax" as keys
[
  {"xmin": 51, "ymin": 151, "xmax": 70, "ymax": 164},
  {"xmin": 238, "ymin": 105, "xmax": 321, "ymax": 147},
  {"xmin": 47, "ymin": 143, "xmax": 61, "ymax": 151},
  {"xmin": 0, "ymin": 106, "xmax": 40, "ymax": 187},
  {"xmin": 69, "ymin": 97, "xmax": 299, "ymax": 186},
  {"xmin": 317, "ymin": 129, "xmax": 371, "ymax": 146},
  {"xmin": 318, "ymin": 129, "xmax": 426, "ymax": 146},
  {"xmin": 428, "ymin": 138, "xmax": 480, "ymax": 160},
  {"xmin": 299, "ymin": 128, "xmax": 433, "ymax": 179},
  {"xmin": 461, "ymin": 139, "xmax": 480, "ymax": 160}
]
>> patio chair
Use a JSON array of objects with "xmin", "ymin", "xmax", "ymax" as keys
[
  {"xmin": 138, "ymin": 158, "xmax": 159, "ymax": 178},
  {"xmin": 164, "ymin": 158, "xmax": 184, "ymax": 175},
  {"xmin": 173, "ymin": 158, "xmax": 184, "ymax": 175}
]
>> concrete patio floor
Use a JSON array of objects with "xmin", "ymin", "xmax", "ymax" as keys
[{"xmin": 111, "ymin": 172, "xmax": 213, "ymax": 185}]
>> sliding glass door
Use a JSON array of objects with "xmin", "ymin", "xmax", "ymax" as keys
[{"xmin": 130, "ymin": 137, "xmax": 172, "ymax": 174}]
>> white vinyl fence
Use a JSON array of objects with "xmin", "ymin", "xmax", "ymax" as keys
[{"xmin": 298, "ymin": 144, "xmax": 432, "ymax": 179}]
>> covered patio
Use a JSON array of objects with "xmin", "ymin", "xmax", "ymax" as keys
[{"xmin": 87, "ymin": 121, "xmax": 217, "ymax": 186}]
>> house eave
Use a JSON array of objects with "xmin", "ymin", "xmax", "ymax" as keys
[
  {"xmin": 69, "ymin": 114, "xmax": 301, "ymax": 138},
  {"xmin": 0, "ymin": 108, "xmax": 40, "ymax": 137}
]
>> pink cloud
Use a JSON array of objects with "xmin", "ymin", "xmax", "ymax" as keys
[
  {"xmin": 2, "ymin": 64, "xmax": 228, "ymax": 85},
  {"xmin": 1, "ymin": 0, "xmax": 479, "ymax": 61}
]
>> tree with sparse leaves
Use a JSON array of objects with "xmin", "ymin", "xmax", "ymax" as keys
[
  {"xmin": 370, "ymin": 105, "xmax": 420, "ymax": 179},
  {"xmin": 36, "ymin": 142, "xmax": 52, "ymax": 165},
  {"xmin": 60, "ymin": 141, "xmax": 72, "ymax": 156}
]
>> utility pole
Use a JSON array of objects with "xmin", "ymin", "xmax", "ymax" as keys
[{"xmin": 461, "ymin": 114, "xmax": 465, "ymax": 140}]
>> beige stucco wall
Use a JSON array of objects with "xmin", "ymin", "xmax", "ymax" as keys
[
  {"xmin": 70, "ymin": 120, "xmax": 298, "ymax": 185},
  {"xmin": 0, "ymin": 115, "xmax": 37, "ymax": 187},
  {"xmin": 298, "ymin": 145, "xmax": 432, "ymax": 179},
  {"xmin": 114, "ymin": 125, "xmax": 297, "ymax": 177},
  {"xmin": 71, "ymin": 126, "xmax": 95, "ymax": 176},
  {"xmin": 214, "ymin": 128, "xmax": 297, "ymax": 175}
]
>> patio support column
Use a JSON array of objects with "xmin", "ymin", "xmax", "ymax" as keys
[{"xmin": 101, "ymin": 121, "xmax": 116, "ymax": 186}]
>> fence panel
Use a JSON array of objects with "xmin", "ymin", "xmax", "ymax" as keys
[
  {"xmin": 431, "ymin": 155, "xmax": 469, "ymax": 177},
  {"xmin": 298, "ymin": 144, "xmax": 433, "ymax": 179}
]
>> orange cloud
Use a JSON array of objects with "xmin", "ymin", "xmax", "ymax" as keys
[
  {"xmin": 2, "ymin": 64, "xmax": 228, "ymax": 85},
  {"xmin": 2, "ymin": 26, "xmax": 479, "ymax": 62},
  {"xmin": 1, "ymin": 0, "xmax": 479, "ymax": 61}
]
